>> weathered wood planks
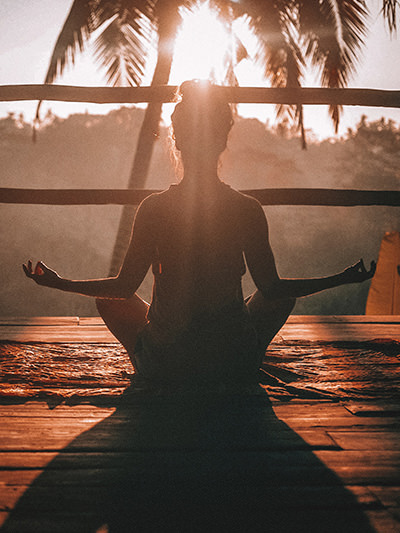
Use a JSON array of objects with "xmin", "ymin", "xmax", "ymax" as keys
[
  {"xmin": 0, "ymin": 400, "xmax": 399, "ymax": 532},
  {"xmin": 0, "ymin": 316, "xmax": 399, "ymax": 531},
  {"xmin": 1, "ymin": 315, "xmax": 400, "ymax": 342}
]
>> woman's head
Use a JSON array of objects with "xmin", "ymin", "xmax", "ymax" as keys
[{"xmin": 171, "ymin": 80, "xmax": 234, "ymax": 161}]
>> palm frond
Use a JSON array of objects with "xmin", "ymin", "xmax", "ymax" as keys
[
  {"xmin": 299, "ymin": 0, "xmax": 368, "ymax": 131},
  {"xmin": 95, "ymin": 0, "xmax": 156, "ymax": 27},
  {"xmin": 92, "ymin": 12, "xmax": 152, "ymax": 86},
  {"xmin": 34, "ymin": 0, "xmax": 95, "ymax": 135},
  {"xmin": 238, "ymin": 1, "xmax": 288, "ymax": 84},
  {"xmin": 43, "ymin": 0, "xmax": 95, "ymax": 84},
  {"xmin": 381, "ymin": 0, "xmax": 399, "ymax": 31},
  {"xmin": 238, "ymin": 2, "xmax": 306, "ymax": 144}
]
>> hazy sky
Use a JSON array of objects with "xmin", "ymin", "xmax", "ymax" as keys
[{"xmin": 0, "ymin": 0, "xmax": 399, "ymax": 138}]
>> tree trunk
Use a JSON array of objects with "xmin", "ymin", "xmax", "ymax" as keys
[{"xmin": 108, "ymin": 9, "xmax": 179, "ymax": 276}]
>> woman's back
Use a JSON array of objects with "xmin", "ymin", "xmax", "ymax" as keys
[
  {"xmin": 125, "ymin": 179, "xmax": 261, "ymax": 386},
  {"xmin": 146, "ymin": 180, "xmax": 253, "ymax": 333}
]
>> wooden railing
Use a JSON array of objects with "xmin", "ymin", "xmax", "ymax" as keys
[
  {"xmin": 1, "ymin": 188, "xmax": 399, "ymax": 206},
  {"xmin": 1, "ymin": 84, "xmax": 400, "ymax": 107}
]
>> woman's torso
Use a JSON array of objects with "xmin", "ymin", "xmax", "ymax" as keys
[
  {"xmin": 147, "ymin": 181, "xmax": 250, "ymax": 336},
  {"xmin": 134, "ymin": 180, "xmax": 262, "ymax": 383}
]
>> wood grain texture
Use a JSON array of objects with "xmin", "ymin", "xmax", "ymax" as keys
[
  {"xmin": 0, "ymin": 399, "xmax": 398, "ymax": 532},
  {"xmin": 1, "ymin": 315, "xmax": 399, "ymax": 342}
]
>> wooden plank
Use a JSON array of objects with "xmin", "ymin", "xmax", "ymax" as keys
[
  {"xmin": 279, "ymin": 416, "xmax": 399, "ymax": 429},
  {"xmin": 1, "ymin": 449, "xmax": 399, "ymax": 470},
  {"xmin": 0, "ymin": 484, "xmax": 381, "ymax": 510},
  {"xmin": 2, "ymin": 321, "xmax": 400, "ymax": 342},
  {"xmin": 2, "ymin": 187, "xmax": 400, "ymax": 206},
  {"xmin": 0, "ymin": 405, "xmax": 396, "ymax": 430},
  {"xmin": 1, "ymin": 410, "xmax": 396, "ymax": 430},
  {"xmin": 274, "ymin": 403, "xmax": 356, "ymax": 418},
  {"xmin": 0, "ymin": 326, "xmax": 117, "ymax": 342},
  {"xmin": 345, "ymin": 404, "xmax": 400, "ymax": 417},
  {"xmin": 363, "ymin": 509, "xmax": 400, "ymax": 533},
  {"xmin": 0, "ymin": 429, "xmax": 338, "ymax": 452},
  {"xmin": 0, "ymin": 404, "xmax": 114, "ymax": 418},
  {"xmin": 2, "ymin": 465, "xmax": 399, "ymax": 487},
  {"xmin": 0, "ymin": 317, "xmax": 79, "ymax": 326},
  {"xmin": 315, "ymin": 450, "xmax": 400, "ymax": 467},
  {"xmin": 1, "ymin": 316, "xmax": 399, "ymax": 342},
  {"xmin": 78, "ymin": 317, "xmax": 105, "ymax": 326},
  {"xmin": 2, "ymin": 84, "xmax": 400, "ymax": 107},
  {"xmin": 274, "ymin": 403, "xmax": 400, "ymax": 428},
  {"xmin": 0, "ymin": 512, "xmax": 98, "ymax": 533},
  {"xmin": 0, "ymin": 508, "xmax": 394, "ymax": 533},
  {"xmin": 279, "ymin": 324, "xmax": 400, "ymax": 341},
  {"xmin": 2, "ymin": 315, "xmax": 400, "ymax": 326},
  {"xmin": 287, "ymin": 315, "xmax": 400, "ymax": 324},
  {"xmin": 1, "ymin": 510, "xmax": 394, "ymax": 533},
  {"xmin": 329, "ymin": 467, "xmax": 400, "ymax": 485},
  {"xmin": 327, "ymin": 431, "xmax": 400, "ymax": 451},
  {"xmin": 368, "ymin": 486, "xmax": 400, "ymax": 508}
]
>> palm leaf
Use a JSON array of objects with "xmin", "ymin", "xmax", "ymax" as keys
[
  {"xmin": 299, "ymin": 0, "xmax": 368, "ymax": 131},
  {"xmin": 95, "ymin": 0, "xmax": 156, "ymax": 27},
  {"xmin": 43, "ymin": 0, "xmax": 95, "ymax": 84},
  {"xmin": 381, "ymin": 0, "xmax": 399, "ymax": 31},
  {"xmin": 92, "ymin": 13, "xmax": 152, "ymax": 86},
  {"xmin": 34, "ymin": 0, "xmax": 94, "ymax": 137},
  {"xmin": 234, "ymin": 1, "xmax": 306, "ymax": 145}
]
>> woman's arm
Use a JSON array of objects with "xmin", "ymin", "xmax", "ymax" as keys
[
  {"xmin": 23, "ymin": 196, "xmax": 156, "ymax": 299},
  {"xmin": 265, "ymin": 259, "xmax": 376, "ymax": 300},
  {"xmin": 23, "ymin": 260, "xmax": 135, "ymax": 299},
  {"xmin": 243, "ymin": 199, "xmax": 376, "ymax": 300}
]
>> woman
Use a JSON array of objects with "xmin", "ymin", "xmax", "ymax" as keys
[{"xmin": 23, "ymin": 80, "xmax": 375, "ymax": 389}]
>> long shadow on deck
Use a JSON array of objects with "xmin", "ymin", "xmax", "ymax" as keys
[{"xmin": 2, "ymin": 390, "xmax": 376, "ymax": 533}]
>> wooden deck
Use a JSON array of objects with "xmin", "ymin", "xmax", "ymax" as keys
[
  {"xmin": 1, "ymin": 314, "xmax": 400, "ymax": 342},
  {"xmin": 0, "ymin": 316, "xmax": 399, "ymax": 532}
]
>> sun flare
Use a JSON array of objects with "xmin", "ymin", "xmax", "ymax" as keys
[{"xmin": 170, "ymin": 3, "xmax": 234, "ymax": 84}]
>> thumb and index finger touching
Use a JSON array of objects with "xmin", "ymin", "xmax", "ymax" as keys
[{"xmin": 22, "ymin": 260, "xmax": 46, "ymax": 278}]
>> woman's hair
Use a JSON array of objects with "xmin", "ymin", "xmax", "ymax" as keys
[{"xmin": 170, "ymin": 80, "xmax": 234, "ymax": 157}]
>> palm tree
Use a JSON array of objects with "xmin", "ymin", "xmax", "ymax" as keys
[{"xmin": 39, "ymin": 0, "xmax": 398, "ymax": 274}]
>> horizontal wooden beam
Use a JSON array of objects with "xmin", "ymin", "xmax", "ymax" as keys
[
  {"xmin": 1, "ymin": 188, "xmax": 399, "ymax": 206},
  {"xmin": 1, "ymin": 84, "xmax": 400, "ymax": 108}
]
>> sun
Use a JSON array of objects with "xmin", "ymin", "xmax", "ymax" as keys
[{"xmin": 170, "ymin": 3, "xmax": 234, "ymax": 84}]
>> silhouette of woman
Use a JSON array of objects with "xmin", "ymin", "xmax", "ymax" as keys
[{"xmin": 23, "ymin": 80, "xmax": 376, "ymax": 389}]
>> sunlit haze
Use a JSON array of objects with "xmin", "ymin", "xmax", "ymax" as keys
[
  {"xmin": 0, "ymin": 0, "xmax": 399, "ymax": 139},
  {"xmin": 171, "ymin": 3, "xmax": 234, "ymax": 83}
]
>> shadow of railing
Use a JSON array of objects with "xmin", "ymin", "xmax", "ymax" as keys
[{"xmin": 2, "ymin": 391, "xmax": 376, "ymax": 532}]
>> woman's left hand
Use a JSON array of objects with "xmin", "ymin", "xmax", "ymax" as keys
[
  {"xmin": 23, "ymin": 260, "xmax": 61, "ymax": 288},
  {"xmin": 341, "ymin": 259, "xmax": 376, "ymax": 284}
]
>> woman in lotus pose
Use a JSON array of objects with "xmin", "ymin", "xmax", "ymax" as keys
[{"xmin": 23, "ymin": 81, "xmax": 375, "ymax": 389}]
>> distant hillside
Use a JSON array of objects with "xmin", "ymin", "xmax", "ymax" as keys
[{"xmin": 1, "ymin": 109, "xmax": 399, "ymax": 316}]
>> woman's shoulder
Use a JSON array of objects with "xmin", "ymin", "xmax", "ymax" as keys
[
  {"xmin": 223, "ymin": 184, "xmax": 263, "ymax": 212},
  {"xmin": 137, "ymin": 186, "xmax": 173, "ymax": 210}
]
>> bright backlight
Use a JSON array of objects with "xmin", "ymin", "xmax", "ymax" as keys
[{"xmin": 170, "ymin": 3, "xmax": 234, "ymax": 84}]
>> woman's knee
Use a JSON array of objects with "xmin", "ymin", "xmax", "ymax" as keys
[
  {"xmin": 263, "ymin": 296, "xmax": 296, "ymax": 324},
  {"xmin": 95, "ymin": 297, "xmax": 119, "ymax": 320},
  {"xmin": 247, "ymin": 290, "xmax": 296, "ymax": 316},
  {"xmin": 96, "ymin": 295, "xmax": 149, "ymax": 329},
  {"xmin": 95, "ymin": 297, "xmax": 109, "ymax": 312}
]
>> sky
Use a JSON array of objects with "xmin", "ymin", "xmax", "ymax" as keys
[{"xmin": 0, "ymin": 0, "xmax": 399, "ymax": 139}]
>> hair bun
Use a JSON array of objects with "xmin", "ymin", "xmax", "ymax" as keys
[{"xmin": 179, "ymin": 79, "xmax": 214, "ymax": 102}]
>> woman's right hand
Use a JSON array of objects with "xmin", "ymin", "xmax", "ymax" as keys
[{"xmin": 23, "ymin": 260, "xmax": 61, "ymax": 288}]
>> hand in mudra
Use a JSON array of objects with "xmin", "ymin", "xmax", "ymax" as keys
[
  {"xmin": 23, "ymin": 260, "xmax": 60, "ymax": 288},
  {"xmin": 341, "ymin": 259, "xmax": 376, "ymax": 284}
]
